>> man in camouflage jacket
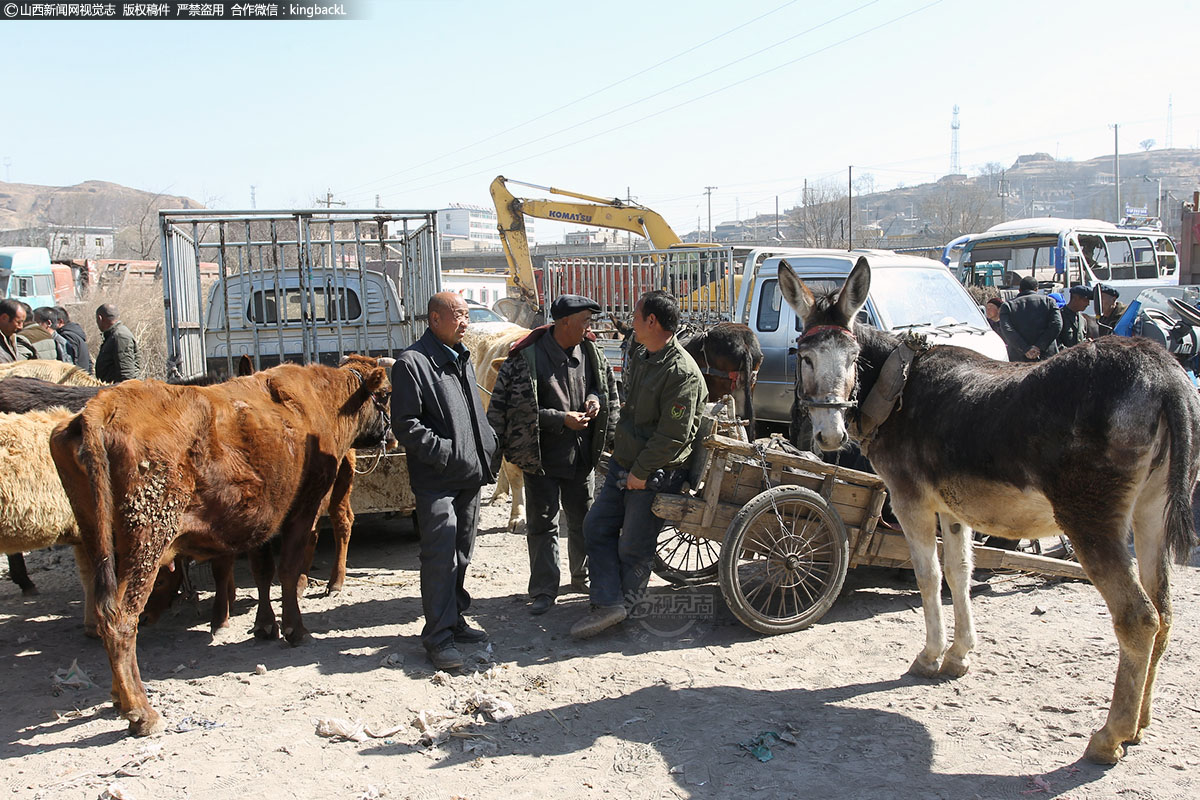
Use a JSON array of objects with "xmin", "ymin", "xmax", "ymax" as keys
[
  {"xmin": 487, "ymin": 294, "xmax": 619, "ymax": 616},
  {"xmin": 571, "ymin": 290, "xmax": 706, "ymax": 639}
]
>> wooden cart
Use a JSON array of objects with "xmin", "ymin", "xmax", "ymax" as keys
[{"xmin": 650, "ymin": 431, "xmax": 1087, "ymax": 635}]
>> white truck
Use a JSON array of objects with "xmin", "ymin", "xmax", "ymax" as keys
[
  {"xmin": 539, "ymin": 246, "xmax": 1006, "ymax": 432},
  {"xmin": 158, "ymin": 208, "xmax": 444, "ymax": 515}
]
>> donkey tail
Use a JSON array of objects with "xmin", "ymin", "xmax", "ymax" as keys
[
  {"xmin": 1163, "ymin": 386, "xmax": 1199, "ymax": 565},
  {"xmin": 742, "ymin": 348, "xmax": 757, "ymax": 436}
]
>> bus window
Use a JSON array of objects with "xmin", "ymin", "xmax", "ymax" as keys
[
  {"xmin": 1105, "ymin": 236, "xmax": 1134, "ymax": 280},
  {"xmin": 1130, "ymin": 237, "xmax": 1158, "ymax": 279},
  {"xmin": 1156, "ymin": 237, "xmax": 1178, "ymax": 275},
  {"xmin": 1080, "ymin": 235, "xmax": 1109, "ymax": 280}
]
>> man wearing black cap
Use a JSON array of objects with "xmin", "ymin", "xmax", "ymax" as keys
[
  {"xmin": 1058, "ymin": 286, "xmax": 1095, "ymax": 349},
  {"xmin": 998, "ymin": 276, "xmax": 1062, "ymax": 362},
  {"xmin": 487, "ymin": 294, "xmax": 619, "ymax": 616},
  {"xmin": 1097, "ymin": 285, "xmax": 1126, "ymax": 335}
]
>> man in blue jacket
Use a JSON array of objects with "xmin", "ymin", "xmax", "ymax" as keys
[{"xmin": 391, "ymin": 292, "xmax": 498, "ymax": 670}]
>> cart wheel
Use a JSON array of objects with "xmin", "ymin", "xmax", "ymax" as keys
[
  {"xmin": 654, "ymin": 524, "xmax": 720, "ymax": 586},
  {"xmin": 719, "ymin": 485, "xmax": 849, "ymax": 634}
]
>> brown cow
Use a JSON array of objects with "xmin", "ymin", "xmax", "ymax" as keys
[{"xmin": 50, "ymin": 356, "xmax": 390, "ymax": 736}]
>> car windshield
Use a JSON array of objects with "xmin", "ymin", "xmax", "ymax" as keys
[
  {"xmin": 468, "ymin": 305, "xmax": 503, "ymax": 323},
  {"xmin": 869, "ymin": 267, "xmax": 988, "ymax": 330}
]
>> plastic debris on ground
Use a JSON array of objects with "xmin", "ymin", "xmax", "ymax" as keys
[
  {"xmin": 99, "ymin": 782, "xmax": 132, "ymax": 799},
  {"xmin": 52, "ymin": 659, "xmax": 96, "ymax": 690},
  {"xmin": 172, "ymin": 716, "xmax": 225, "ymax": 733},
  {"xmin": 314, "ymin": 717, "xmax": 407, "ymax": 743},
  {"xmin": 739, "ymin": 731, "xmax": 787, "ymax": 762},
  {"xmin": 379, "ymin": 652, "xmax": 404, "ymax": 667}
]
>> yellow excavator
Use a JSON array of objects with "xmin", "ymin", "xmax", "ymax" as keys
[{"xmin": 490, "ymin": 175, "xmax": 713, "ymax": 326}]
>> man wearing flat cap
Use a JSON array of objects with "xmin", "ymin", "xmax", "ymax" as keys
[
  {"xmin": 1097, "ymin": 285, "xmax": 1126, "ymax": 335},
  {"xmin": 1058, "ymin": 285, "xmax": 1096, "ymax": 349},
  {"xmin": 487, "ymin": 294, "xmax": 619, "ymax": 616}
]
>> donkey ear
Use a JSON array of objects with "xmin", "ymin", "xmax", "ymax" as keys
[
  {"xmin": 777, "ymin": 259, "xmax": 816, "ymax": 321},
  {"xmin": 835, "ymin": 256, "xmax": 871, "ymax": 324}
]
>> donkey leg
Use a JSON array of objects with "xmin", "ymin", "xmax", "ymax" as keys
[
  {"xmin": 1130, "ymin": 494, "xmax": 1174, "ymax": 742},
  {"xmin": 893, "ymin": 501, "xmax": 946, "ymax": 677},
  {"xmin": 939, "ymin": 517, "xmax": 977, "ymax": 678},
  {"xmin": 1074, "ymin": 532, "xmax": 1159, "ymax": 765}
]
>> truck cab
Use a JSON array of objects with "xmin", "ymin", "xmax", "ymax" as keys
[{"xmin": 741, "ymin": 250, "xmax": 1007, "ymax": 428}]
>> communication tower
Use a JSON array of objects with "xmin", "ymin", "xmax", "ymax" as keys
[{"xmin": 950, "ymin": 105, "xmax": 961, "ymax": 175}]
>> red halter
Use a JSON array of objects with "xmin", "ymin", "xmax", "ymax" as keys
[{"xmin": 799, "ymin": 324, "xmax": 856, "ymax": 343}]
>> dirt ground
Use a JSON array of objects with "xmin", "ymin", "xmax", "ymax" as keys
[{"xmin": 2, "ymin": 493, "xmax": 1198, "ymax": 800}]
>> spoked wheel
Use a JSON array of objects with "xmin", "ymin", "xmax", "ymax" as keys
[
  {"xmin": 654, "ymin": 524, "xmax": 720, "ymax": 586},
  {"xmin": 719, "ymin": 485, "xmax": 849, "ymax": 634}
]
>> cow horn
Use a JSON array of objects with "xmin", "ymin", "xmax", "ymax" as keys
[{"xmin": 377, "ymin": 357, "xmax": 396, "ymax": 369}]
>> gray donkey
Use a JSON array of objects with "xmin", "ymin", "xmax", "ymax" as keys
[{"xmin": 780, "ymin": 255, "xmax": 1199, "ymax": 765}]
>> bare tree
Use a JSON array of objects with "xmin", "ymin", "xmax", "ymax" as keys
[
  {"xmin": 788, "ymin": 180, "xmax": 848, "ymax": 247},
  {"xmin": 918, "ymin": 182, "xmax": 999, "ymax": 243},
  {"xmin": 1140, "ymin": 138, "xmax": 1156, "ymax": 152}
]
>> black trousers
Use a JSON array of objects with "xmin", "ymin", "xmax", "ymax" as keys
[
  {"xmin": 523, "ymin": 471, "xmax": 591, "ymax": 599},
  {"xmin": 413, "ymin": 485, "xmax": 480, "ymax": 651}
]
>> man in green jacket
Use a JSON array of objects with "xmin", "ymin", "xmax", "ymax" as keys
[
  {"xmin": 94, "ymin": 303, "xmax": 142, "ymax": 382},
  {"xmin": 571, "ymin": 290, "xmax": 706, "ymax": 639}
]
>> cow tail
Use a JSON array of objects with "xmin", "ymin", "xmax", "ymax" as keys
[
  {"xmin": 1163, "ymin": 387, "xmax": 1199, "ymax": 565},
  {"xmin": 79, "ymin": 414, "xmax": 119, "ymax": 621}
]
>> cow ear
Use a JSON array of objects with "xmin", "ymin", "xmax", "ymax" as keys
[
  {"xmin": 836, "ymin": 256, "xmax": 871, "ymax": 325},
  {"xmin": 778, "ymin": 259, "xmax": 816, "ymax": 323},
  {"xmin": 237, "ymin": 355, "xmax": 255, "ymax": 377},
  {"xmin": 364, "ymin": 367, "xmax": 387, "ymax": 394}
]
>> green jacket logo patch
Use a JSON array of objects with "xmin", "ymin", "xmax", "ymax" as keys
[{"xmin": 670, "ymin": 401, "xmax": 686, "ymax": 420}]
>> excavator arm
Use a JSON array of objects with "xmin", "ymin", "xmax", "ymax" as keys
[{"xmin": 491, "ymin": 175, "xmax": 698, "ymax": 325}]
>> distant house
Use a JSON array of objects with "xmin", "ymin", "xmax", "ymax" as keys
[{"xmin": 0, "ymin": 224, "xmax": 115, "ymax": 260}]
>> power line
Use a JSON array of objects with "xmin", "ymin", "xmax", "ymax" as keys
[
  {"xmin": 362, "ymin": 0, "xmax": 942, "ymax": 203},
  {"xmin": 334, "ymin": 0, "xmax": 811, "ymax": 198}
]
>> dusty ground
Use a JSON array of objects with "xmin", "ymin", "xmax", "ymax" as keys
[{"xmin": 2, "ymin": 494, "xmax": 1198, "ymax": 800}]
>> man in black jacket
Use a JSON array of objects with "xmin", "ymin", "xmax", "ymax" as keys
[
  {"xmin": 54, "ymin": 306, "xmax": 92, "ymax": 374},
  {"xmin": 999, "ymin": 277, "xmax": 1062, "ymax": 362},
  {"xmin": 391, "ymin": 292, "xmax": 498, "ymax": 670}
]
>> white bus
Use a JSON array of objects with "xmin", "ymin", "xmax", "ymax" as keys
[{"xmin": 942, "ymin": 218, "xmax": 1178, "ymax": 301}]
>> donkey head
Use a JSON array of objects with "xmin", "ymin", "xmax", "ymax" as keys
[{"xmin": 778, "ymin": 257, "xmax": 871, "ymax": 451}]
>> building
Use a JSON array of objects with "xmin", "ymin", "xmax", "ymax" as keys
[
  {"xmin": 0, "ymin": 224, "xmax": 115, "ymax": 260},
  {"xmin": 437, "ymin": 204, "xmax": 536, "ymax": 251}
]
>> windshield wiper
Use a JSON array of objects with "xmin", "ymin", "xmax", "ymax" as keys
[{"xmin": 892, "ymin": 321, "xmax": 935, "ymax": 331}]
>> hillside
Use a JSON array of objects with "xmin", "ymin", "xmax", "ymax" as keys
[{"xmin": 0, "ymin": 179, "xmax": 204, "ymax": 258}]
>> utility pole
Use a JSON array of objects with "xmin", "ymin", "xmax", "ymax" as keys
[
  {"xmin": 998, "ymin": 170, "xmax": 1010, "ymax": 222},
  {"xmin": 1111, "ymin": 124, "xmax": 1120, "ymax": 223},
  {"xmin": 847, "ymin": 166, "xmax": 853, "ymax": 250},
  {"xmin": 249, "ymin": 185, "xmax": 256, "ymax": 209},
  {"xmin": 320, "ymin": 189, "xmax": 345, "ymax": 209},
  {"xmin": 775, "ymin": 195, "xmax": 780, "ymax": 240},
  {"xmin": 704, "ymin": 186, "xmax": 717, "ymax": 243},
  {"xmin": 3, "ymin": 157, "xmax": 11, "ymax": 183}
]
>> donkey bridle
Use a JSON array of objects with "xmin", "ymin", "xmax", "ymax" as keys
[
  {"xmin": 795, "ymin": 325, "xmax": 859, "ymax": 411},
  {"xmin": 693, "ymin": 330, "xmax": 753, "ymax": 389}
]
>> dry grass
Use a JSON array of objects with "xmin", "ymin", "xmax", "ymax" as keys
[{"xmin": 63, "ymin": 280, "xmax": 172, "ymax": 380}]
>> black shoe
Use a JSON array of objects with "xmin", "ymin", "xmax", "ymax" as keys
[
  {"xmin": 427, "ymin": 642, "xmax": 464, "ymax": 671},
  {"xmin": 453, "ymin": 620, "xmax": 489, "ymax": 644},
  {"xmin": 530, "ymin": 595, "xmax": 554, "ymax": 616}
]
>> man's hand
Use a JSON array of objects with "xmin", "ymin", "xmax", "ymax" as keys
[
  {"xmin": 563, "ymin": 410, "xmax": 591, "ymax": 431},
  {"xmin": 624, "ymin": 473, "xmax": 647, "ymax": 490},
  {"xmin": 584, "ymin": 398, "xmax": 600, "ymax": 419},
  {"xmin": 1025, "ymin": 346, "xmax": 1040, "ymax": 360}
]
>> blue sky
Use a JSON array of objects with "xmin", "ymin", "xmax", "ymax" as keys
[{"xmin": 2, "ymin": 0, "xmax": 1194, "ymax": 240}]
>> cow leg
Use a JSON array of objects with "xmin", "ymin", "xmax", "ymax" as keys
[
  {"xmin": 1073, "ymin": 528, "xmax": 1159, "ymax": 765},
  {"xmin": 102, "ymin": 544, "xmax": 168, "ymax": 736},
  {"xmin": 279, "ymin": 517, "xmax": 320, "ymax": 646},
  {"xmin": 139, "ymin": 562, "xmax": 184, "ymax": 627},
  {"xmin": 208, "ymin": 555, "xmax": 237, "ymax": 633},
  {"xmin": 72, "ymin": 544, "xmax": 98, "ymax": 637},
  {"xmin": 6, "ymin": 553, "xmax": 36, "ymax": 596},
  {"xmin": 248, "ymin": 544, "xmax": 278, "ymax": 640},
  {"xmin": 891, "ymin": 499, "xmax": 946, "ymax": 677},
  {"xmin": 324, "ymin": 457, "xmax": 355, "ymax": 596},
  {"xmin": 938, "ymin": 516, "xmax": 977, "ymax": 678}
]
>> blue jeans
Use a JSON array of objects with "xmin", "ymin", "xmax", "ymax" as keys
[{"xmin": 583, "ymin": 466, "xmax": 670, "ymax": 608}]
